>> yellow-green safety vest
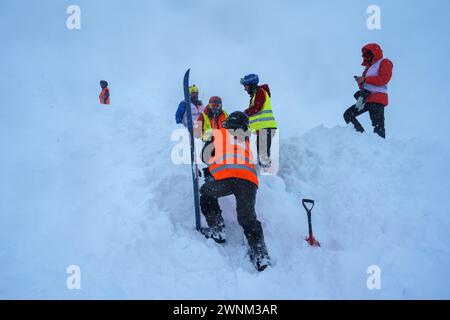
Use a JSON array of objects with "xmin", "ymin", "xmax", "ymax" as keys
[{"xmin": 249, "ymin": 90, "xmax": 277, "ymax": 131}]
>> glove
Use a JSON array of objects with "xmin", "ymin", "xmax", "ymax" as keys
[
  {"xmin": 202, "ymin": 168, "xmax": 211, "ymax": 179},
  {"xmin": 354, "ymin": 76, "xmax": 366, "ymax": 86},
  {"xmin": 355, "ymin": 96, "xmax": 365, "ymax": 112}
]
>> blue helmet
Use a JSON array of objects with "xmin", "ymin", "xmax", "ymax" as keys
[{"xmin": 240, "ymin": 74, "xmax": 259, "ymax": 86}]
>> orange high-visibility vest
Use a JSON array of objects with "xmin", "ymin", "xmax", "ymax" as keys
[
  {"xmin": 208, "ymin": 128, "xmax": 258, "ymax": 187},
  {"xmin": 99, "ymin": 88, "xmax": 110, "ymax": 105},
  {"xmin": 201, "ymin": 111, "xmax": 228, "ymax": 141}
]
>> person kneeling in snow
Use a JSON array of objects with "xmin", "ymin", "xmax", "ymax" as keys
[
  {"xmin": 343, "ymin": 43, "xmax": 393, "ymax": 138},
  {"xmin": 199, "ymin": 112, "xmax": 271, "ymax": 272}
]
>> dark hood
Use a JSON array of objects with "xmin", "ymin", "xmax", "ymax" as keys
[{"xmin": 362, "ymin": 43, "xmax": 383, "ymax": 66}]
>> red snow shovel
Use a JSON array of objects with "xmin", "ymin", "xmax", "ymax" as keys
[{"xmin": 302, "ymin": 199, "xmax": 321, "ymax": 247}]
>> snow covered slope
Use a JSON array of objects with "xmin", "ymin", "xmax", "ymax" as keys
[
  {"xmin": 1, "ymin": 0, "xmax": 450, "ymax": 300},
  {"xmin": 1, "ymin": 87, "xmax": 449, "ymax": 299}
]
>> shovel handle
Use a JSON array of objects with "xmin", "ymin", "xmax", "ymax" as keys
[{"xmin": 302, "ymin": 199, "xmax": 315, "ymax": 212}]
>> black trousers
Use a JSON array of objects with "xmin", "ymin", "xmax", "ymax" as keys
[
  {"xmin": 200, "ymin": 178, "xmax": 265, "ymax": 250},
  {"xmin": 343, "ymin": 103, "xmax": 386, "ymax": 138},
  {"xmin": 256, "ymin": 128, "xmax": 276, "ymax": 161}
]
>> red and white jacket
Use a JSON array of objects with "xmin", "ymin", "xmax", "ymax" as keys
[{"xmin": 360, "ymin": 43, "xmax": 394, "ymax": 107}]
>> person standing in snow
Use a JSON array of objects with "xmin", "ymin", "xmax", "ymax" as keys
[
  {"xmin": 199, "ymin": 111, "xmax": 271, "ymax": 272},
  {"xmin": 196, "ymin": 96, "xmax": 229, "ymax": 165},
  {"xmin": 195, "ymin": 96, "xmax": 228, "ymax": 142},
  {"xmin": 241, "ymin": 74, "xmax": 278, "ymax": 168},
  {"xmin": 99, "ymin": 80, "xmax": 110, "ymax": 105},
  {"xmin": 175, "ymin": 85, "xmax": 204, "ymax": 129},
  {"xmin": 343, "ymin": 43, "xmax": 393, "ymax": 138}
]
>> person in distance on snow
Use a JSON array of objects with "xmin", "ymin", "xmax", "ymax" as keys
[
  {"xmin": 175, "ymin": 85, "xmax": 204, "ymax": 129},
  {"xmin": 199, "ymin": 111, "xmax": 271, "ymax": 272},
  {"xmin": 240, "ymin": 74, "xmax": 278, "ymax": 168},
  {"xmin": 99, "ymin": 80, "xmax": 110, "ymax": 105},
  {"xmin": 343, "ymin": 43, "xmax": 393, "ymax": 139}
]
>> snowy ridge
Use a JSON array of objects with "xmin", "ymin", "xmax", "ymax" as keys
[{"xmin": 1, "ymin": 96, "xmax": 449, "ymax": 299}]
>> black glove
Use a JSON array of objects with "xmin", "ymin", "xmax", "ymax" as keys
[{"xmin": 202, "ymin": 168, "xmax": 211, "ymax": 179}]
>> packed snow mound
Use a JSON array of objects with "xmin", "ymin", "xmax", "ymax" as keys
[
  {"xmin": 278, "ymin": 126, "xmax": 450, "ymax": 297},
  {"xmin": 0, "ymin": 99, "xmax": 449, "ymax": 299}
]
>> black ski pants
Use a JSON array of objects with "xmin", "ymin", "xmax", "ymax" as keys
[
  {"xmin": 200, "ymin": 177, "xmax": 265, "ymax": 250},
  {"xmin": 343, "ymin": 102, "xmax": 386, "ymax": 138}
]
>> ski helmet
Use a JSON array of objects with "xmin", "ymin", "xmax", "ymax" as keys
[
  {"xmin": 240, "ymin": 74, "xmax": 259, "ymax": 86},
  {"xmin": 189, "ymin": 85, "xmax": 199, "ymax": 94},
  {"xmin": 208, "ymin": 96, "xmax": 222, "ymax": 116},
  {"xmin": 100, "ymin": 80, "xmax": 108, "ymax": 88},
  {"xmin": 225, "ymin": 111, "xmax": 249, "ymax": 131}
]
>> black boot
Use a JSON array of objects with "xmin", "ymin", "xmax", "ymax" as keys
[
  {"xmin": 200, "ymin": 219, "xmax": 226, "ymax": 244},
  {"xmin": 374, "ymin": 124, "xmax": 385, "ymax": 139},
  {"xmin": 248, "ymin": 241, "xmax": 271, "ymax": 272}
]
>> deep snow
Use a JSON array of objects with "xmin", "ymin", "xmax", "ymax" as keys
[
  {"xmin": 1, "ymin": 0, "xmax": 450, "ymax": 300},
  {"xmin": 1, "ymin": 89, "xmax": 449, "ymax": 299}
]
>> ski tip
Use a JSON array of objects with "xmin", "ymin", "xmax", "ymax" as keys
[{"xmin": 184, "ymin": 69, "xmax": 191, "ymax": 82}]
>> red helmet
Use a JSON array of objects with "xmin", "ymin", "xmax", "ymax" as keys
[
  {"xmin": 209, "ymin": 96, "xmax": 222, "ymax": 105},
  {"xmin": 208, "ymin": 96, "xmax": 222, "ymax": 116}
]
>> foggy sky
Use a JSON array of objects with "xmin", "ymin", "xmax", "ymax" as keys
[{"xmin": 1, "ymin": 0, "xmax": 449, "ymax": 142}]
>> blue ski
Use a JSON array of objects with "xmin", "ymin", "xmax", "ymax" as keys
[{"xmin": 183, "ymin": 69, "xmax": 202, "ymax": 231}]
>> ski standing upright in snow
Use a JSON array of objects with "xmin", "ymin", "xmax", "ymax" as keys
[{"xmin": 183, "ymin": 69, "xmax": 202, "ymax": 231}]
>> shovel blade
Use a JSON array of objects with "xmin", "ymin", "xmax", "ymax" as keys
[{"xmin": 305, "ymin": 236, "xmax": 321, "ymax": 247}]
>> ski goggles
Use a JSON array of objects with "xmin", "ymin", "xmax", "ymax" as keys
[
  {"xmin": 209, "ymin": 101, "xmax": 222, "ymax": 108},
  {"xmin": 209, "ymin": 97, "xmax": 222, "ymax": 107}
]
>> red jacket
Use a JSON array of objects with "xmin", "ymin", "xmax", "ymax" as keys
[
  {"xmin": 361, "ymin": 44, "xmax": 393, "ymax": 107},
  {"xmin": 99, "ymin": 88, "xmax": 110, "ymax": 105},
  {"xmin": 244, "ymin": 84, "xmax": 271, "ymax": 116}
]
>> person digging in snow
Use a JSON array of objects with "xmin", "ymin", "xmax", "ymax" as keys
[{"xmin": 199, "ymin": 111, "xmax": 271, "ymax": 272}]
